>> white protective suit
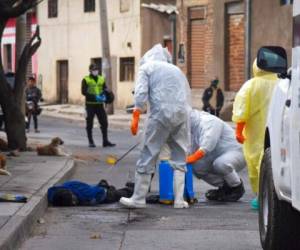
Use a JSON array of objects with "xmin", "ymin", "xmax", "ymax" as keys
[
  {"xmin": 190, "ymin": 110, "xmax": 246, "ymax": 187},
  {"xmin": 134, "ymin": 44, "xmax": 191, "ymax": 174}
]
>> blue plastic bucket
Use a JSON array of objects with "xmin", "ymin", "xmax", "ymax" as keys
[{"xmin": 159, "ymin": 160, "xmax": 195, "ymax": 203}]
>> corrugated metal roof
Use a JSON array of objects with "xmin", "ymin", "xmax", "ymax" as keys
[{"xmin": 141, "ymin": 3, "xmax": 178, "ymax": 15}]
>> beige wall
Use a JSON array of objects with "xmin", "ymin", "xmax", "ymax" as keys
[{"xmin": 37, "ymin": 0, "xmax": 141, "ymax": 108}]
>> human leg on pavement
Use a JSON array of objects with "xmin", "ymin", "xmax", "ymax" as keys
[
  {"xmin": 120, "ymin": 120, "xmax": 171, "ymax": 208},
  {"xmin": 206, "ymin": 150, "xmax": 246, "ymax": 201},
  {"xmin": 33, "ymin": 114, "xmax": 39, "ymax": 133},
  {"xmin": 26, "ymin": 113, "xmax": 32, "ymax": 132},
  {"xmin": 95, "ymin": 104, "xmax": 115, "ymax": 147},
  {"xmin": 86, "ymin": 105, "xmax": 96, "ymax": 147},
  {"xmin": 168, "ymin": 122, "xmax": 189, "ymax": 208}
]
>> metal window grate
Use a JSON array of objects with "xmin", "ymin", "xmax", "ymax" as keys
[
  {"xmin": 48, "ymin": 0, "xmax": 58, "ymax": 18},
  {"xmin": 120, "ymin": 57, "xmax": 135, "ymax": 82},
  {"xmin": 84, "ymin": 0, "xmax": 95, "ymax": 13}
]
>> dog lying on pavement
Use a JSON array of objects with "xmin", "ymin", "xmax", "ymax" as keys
[
  {"xmin": 0, "ymin": 153, "xmax": 11, "ymax": 176},
  {"xmin": 37, "ymin": 137, "xmax": 69, "ymax": 156},
  {"xmin": 0, "ymin": 138, "xmax": 8, "ymax": 151}
]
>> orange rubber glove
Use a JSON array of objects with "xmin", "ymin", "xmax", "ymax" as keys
[
  {"xmin": 131, "ymin": 109, "xmax": 141, "ymax": 136},
  {"xmin": 186, "ymin": 149, "xmax": 205, "ymax": 164},
  {"xmin": 236, "ymin": 122, "xmax": 246, "ymax": 144}
]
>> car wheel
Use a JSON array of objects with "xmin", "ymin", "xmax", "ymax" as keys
[{"xmin": 259, "ymin": 148, "xmax": 300, "ymax": 250}]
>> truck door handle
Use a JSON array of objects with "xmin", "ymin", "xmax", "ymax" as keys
[{"xmin": 285, "ymin": 99, "xmax": 291, "ymax": 107}]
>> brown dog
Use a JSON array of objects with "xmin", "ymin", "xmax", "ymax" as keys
[
  {"xmin": 36, "ymin": 137, "xmax": 67, "ymax": 156},
  {"xmin": 0, "ymin": 138, "xmax": 8, "ymax": 151},
  {"xmin": 0, "ymin": 153, "xmax": 11, "ymax": 176}
]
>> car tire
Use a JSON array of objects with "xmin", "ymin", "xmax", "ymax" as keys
[{"xmin": 259, "ymin": 148, "xmax": 300, "ymax": 250}]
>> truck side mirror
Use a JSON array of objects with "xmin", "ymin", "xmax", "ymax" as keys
[{"xmin": 257, "ymin": 46, "xmax": 287, "ymax": 74}]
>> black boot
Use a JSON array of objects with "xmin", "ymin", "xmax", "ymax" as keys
[
  {"xmin": 205, "ymin": 180, "xmax": 245, "ymax": 202},
  {"xmin": 87, "ymin": 129, "xmax": 96, "ymax": 148},
  {"xmin": 103, "ymin": 141, "xmax": 116, "ymax": 147},
  {"xmin": 102, "ymin": 128, "xmax": 116, "ymax": 147}
]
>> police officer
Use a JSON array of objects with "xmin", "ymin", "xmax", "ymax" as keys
[{"xmin": 81, "ymin": 64, "xmax": 115, "ymax": 148}]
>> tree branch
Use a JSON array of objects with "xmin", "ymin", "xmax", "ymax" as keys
[{"xmin": 0, "ymin": 0, "xmax": 44, "ymax": 18}]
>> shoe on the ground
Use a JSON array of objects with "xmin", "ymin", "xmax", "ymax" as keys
[
  {"xmin": 103, "ymin": 141, "xmax": 116, "ymax": 147},
  {"xmin": 89, "ymin": 142, "xmax": 96, "ymax": 148},
  {"xmin": 205, "ymin": 180, "xmax": 245, "ymax": 202},
  {"xmin": 120, "ymin": 172, "xmax": 151, "ymax": 208},
  {"xmin": 26, "ymin": 129, "xmax": 30, "ymax": 133},
  {"xmin": 35, "ymin": 129, "xmax": 40, "ymax": 133},
  {"xmin": 251, "ymin": 197, "xmax": 259, "ymax": 211},
  {"xmin": 173, "ymin": 170, "xmax": 189, "ymax": 209}
]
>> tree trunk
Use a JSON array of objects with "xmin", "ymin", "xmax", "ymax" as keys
[{"xmin": 5, "ymin": 105, "xmax": 26, "ymax": 150}]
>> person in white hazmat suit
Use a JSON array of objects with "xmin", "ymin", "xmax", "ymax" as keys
[
  {"xmin": 120, "ymin": 44, "xmax": 191, "ymax": 209},
  {"xmin": 186, "ymin": 110, "xmax": 246, "ymax": 201}
]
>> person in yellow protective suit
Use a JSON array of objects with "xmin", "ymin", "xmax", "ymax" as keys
[{"xmin": 232, "ymin": 59, "xmax": 278, "ymax": 209}]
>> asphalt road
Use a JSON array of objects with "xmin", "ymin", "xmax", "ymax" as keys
[{"xmin": 20, "ymin": 116, "xmax": 262, "ymax": 250}]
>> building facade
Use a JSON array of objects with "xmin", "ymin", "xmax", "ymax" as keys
[
  {"xmin": 1, "ymin": 12, "xmax": 38, "ymax": 77},
  {"xmin": 37, "ymin": 0, "xmax": 175, "ymax": 108},
  {"xmin": 176, "ymin": 0, "xmax": 293, "ymax": 103}
]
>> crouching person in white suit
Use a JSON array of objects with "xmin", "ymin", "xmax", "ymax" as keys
[
  {"xmin": 187, "ymin": 110, "xmax": 246, "ymax": 202},
  {"xmin": 120, "ymin": 44, "xmax": 191, "ymax": 209}
]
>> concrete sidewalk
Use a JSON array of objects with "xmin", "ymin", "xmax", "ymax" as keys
[
  {"xmin": 0, "ymin": 153, "xmax": 74, "ymax": 250},
  {"xmin": 41, "ymin": 104, "xmax": 146, "ymax": 129}
]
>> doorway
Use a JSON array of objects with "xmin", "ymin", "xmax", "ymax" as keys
[
  {"xmin": 57, "ymin": 60, "xmax": 69, "ymax": 104},
  {"xmin": 225, "ymin": 1, "xmax": 245, "ymax": 91}
]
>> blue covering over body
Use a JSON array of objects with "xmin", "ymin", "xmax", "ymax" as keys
[{"xmin": 48, "ymin": 180, "xmax": 107, "ymax": 205}]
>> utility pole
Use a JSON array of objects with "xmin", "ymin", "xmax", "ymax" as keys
[{"xmin": 99, "ymin": 0, "xmax": 114, "ymax": 114}]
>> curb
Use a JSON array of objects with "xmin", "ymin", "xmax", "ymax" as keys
[
  {"xmin": 0, "ymin": 158, "xmax": 75, "ymax": 250},
  {"xmin": 42, "ymin": 113, "xmax": 145, "ymax": 130}
]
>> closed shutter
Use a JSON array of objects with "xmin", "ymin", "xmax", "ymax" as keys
[
  {"xmin": 189, "ymin": 7, "xmax": 207, "ymax": 89},
  {"xmin": 226, "ymin": 13, "xmax": 245, "ymax": 91}
]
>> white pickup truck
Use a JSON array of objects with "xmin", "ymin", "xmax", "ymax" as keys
[{"xmin": 258, "ymin": 3, "xmax": 300, "ymax": 249}]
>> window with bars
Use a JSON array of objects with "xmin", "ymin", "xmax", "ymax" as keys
[
  {"xmin": 48, "ymin": 0, "xmax": 58, "ymax": 18},
  {"xmin": 120, "ymin": 57, "xmax": 135, "ymax": 82},
  {"xmin": 84, "ymin": 0, "xmax": 95, "ymax": 12}
]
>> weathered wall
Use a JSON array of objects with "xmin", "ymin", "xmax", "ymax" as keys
[
  {"xmin": 251, "ymin": 0, "xmax": 292, "ymax": 69},
  {"xmin": 37, "ymin": 0, "xmax": 141, "ymax": 108},
  {"xmin": 176, "ymin": 0, "xmax": 213, "ymax": 87},
  {"xmin": 141, "ymin": 9, "xmax": 172, "ymax": 55}
]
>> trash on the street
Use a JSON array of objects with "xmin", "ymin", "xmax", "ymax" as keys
[
  {"xmin": 90, "ymin": 233, "xmax": 102, "ymax": 239},
  {"xmin": 0, "ymin": 193, "xmax": 27, "ymax": 203},
  {"xmin": 37, "ymin": 218, "xmax": 45, "ymax": 224}
]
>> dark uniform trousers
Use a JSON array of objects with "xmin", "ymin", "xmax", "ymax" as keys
[{"xmin": 86, "ymin": 104, "xmax": 108, "ymax": 143}]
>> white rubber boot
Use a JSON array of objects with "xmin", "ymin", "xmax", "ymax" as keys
[
  {"xmin": 120, "ymin": 172, "xmax": 151, "ymax": 208},
  {"xmin": 174, "ymin": 170, "xmax": 189, "ymax": 209}
]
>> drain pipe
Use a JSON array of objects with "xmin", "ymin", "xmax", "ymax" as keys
[
  {"xmin": 169, "ymin": 13, "xmax": 177, "ymax": 65},
  {"xmin": 245, "ymin": 0, "xmax": 252, "ymax": 79}
]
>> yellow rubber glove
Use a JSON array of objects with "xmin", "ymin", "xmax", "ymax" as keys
[
  {"xmin": 131, "ymin": 109, "xmax": 141, "ymax": 136},
  {"xmin": 186, "ymin": 149, "xmax": 205, "ymax": 164},
  {"xmin": 236, "ymin": 122, "xmax": 246, "ymax": 144}
]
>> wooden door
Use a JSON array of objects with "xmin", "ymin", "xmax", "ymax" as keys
[
  {"xmin": 189, "ymin": 6, "xmax": 207, "ymax": 89},
  {"xmin": 57, "ymin": 60, "xmax": 69, "ymax": 104},
  {"xmin": 226, "ymin": 3, "xmax": 245, "ymax": 91}
]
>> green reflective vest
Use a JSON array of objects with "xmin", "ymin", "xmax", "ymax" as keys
[{"xmin": 84, "ymin": 75, "xmax": 105, "ymax": 104}]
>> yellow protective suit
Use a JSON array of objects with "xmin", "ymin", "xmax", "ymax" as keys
[{"xmin": 232, "ymin": 60, "xmax": 278, "ymax": 193}]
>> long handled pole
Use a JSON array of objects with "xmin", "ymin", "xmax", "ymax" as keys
[{"xmin": 114, "ymin": 143, "xmax": 140, "ymax": 165}]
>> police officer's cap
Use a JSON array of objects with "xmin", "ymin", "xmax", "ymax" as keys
[{"xmin": 89, "ymin": 64, "xmax": 99, "ymax": 71}]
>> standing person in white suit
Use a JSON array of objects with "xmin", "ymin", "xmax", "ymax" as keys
[{"xmin": 120, "ymin": 44, "xmax": 191, "ymax": 209}]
